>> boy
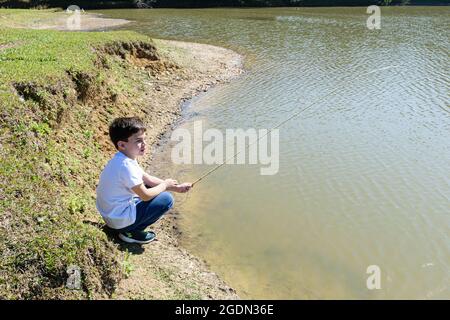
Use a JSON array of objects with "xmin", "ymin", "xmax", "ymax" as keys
[{"xmin": 96, "ymin": 117, "xmax": 192, "ymax": 244}]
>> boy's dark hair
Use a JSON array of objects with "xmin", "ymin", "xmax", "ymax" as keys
[{"xmin": 109, "ymin": 117, "xmax": 146, "ymax": 149}]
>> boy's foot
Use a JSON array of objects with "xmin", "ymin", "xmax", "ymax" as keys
[{"xmin": 119, "ymin": 230, "xmax": 156, "ymax": 244}]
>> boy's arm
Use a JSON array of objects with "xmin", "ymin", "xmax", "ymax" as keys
[
  {"xmin": 142, "ymin": 172, "xmax": 165, "ymax": 187},
  {"xmin": 143, "ymin": 172, "xmax": 192, "ymax": 193},
  {"xmin": 131, "ymin": 178, "xmax": 178, "ymax": 202}
]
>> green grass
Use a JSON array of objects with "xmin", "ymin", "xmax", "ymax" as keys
[
  {"xmin": 122, "ymin": 250, "xmax": 135, "ymax": 279},
  {"xmin": 0, "ymin": 9, "xmax": 62, "ymax": 28},
  {"xmin": 0, "ymin": 28, "xmax": 146, "ymax": 84},
  {"xmin": 0, "ymin": 11, "xmax": 165, "ymax": 299}
]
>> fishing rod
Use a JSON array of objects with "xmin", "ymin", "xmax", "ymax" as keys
[{"xmin": 191, "ymin": 66, "xmax": 403, "ymax": 187}]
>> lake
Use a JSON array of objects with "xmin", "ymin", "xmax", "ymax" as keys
[{"xmin": 95, "ymin": 7, "xmax": 450, "ymax": 299}]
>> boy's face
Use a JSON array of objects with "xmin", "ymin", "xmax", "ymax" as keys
[{"xmin": 117, "ymin": 130, "xmax": 147, "ymax": 159}]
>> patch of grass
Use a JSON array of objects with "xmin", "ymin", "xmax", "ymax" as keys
[
  {"xmin": 0, "ymin": 9, "xmax": 62, "ymax": 28},
  {"xmin": 30, "ymin": 121, "xmax": 52, "ymax": 136},
  {"xmin": 0, "ymin": 10, "xmax": 171, "ymax": 299},
  {"xmin": 122, "ymin": 250, "xmax": 135, "ymax": 279}
]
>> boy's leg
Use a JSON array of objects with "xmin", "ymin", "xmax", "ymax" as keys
[{"xmin": 126, "ymin": 191, "xmax": 174, "ymax": 232}]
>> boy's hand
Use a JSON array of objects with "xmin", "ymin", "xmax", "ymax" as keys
[
  {"xmin": 172, "ymin": 182, "xmax": 192, "ymax": 193},
  {"xmin": 163, "ymin": 179, "xmax": 178, "ymax": 189}
]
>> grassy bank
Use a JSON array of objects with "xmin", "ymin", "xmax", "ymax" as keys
[
  {"xmin": 0, "ymin": 19, "xmax": 179, "ymax": 299},
  {"xmin": 1, "ymin": 9, "xmax": 243, "ymax": 300},
  {"xmin": 0, "ymin": 8, "xmax": 130, "ymax": 30},
  {"xmin": 0, "ymin": 8, "xmax": 61, "ymax": 26}
]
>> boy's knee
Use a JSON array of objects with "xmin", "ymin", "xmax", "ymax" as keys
[{"xmin": 157, "ymin": 191, "xmax": 174, "ymax": 210}]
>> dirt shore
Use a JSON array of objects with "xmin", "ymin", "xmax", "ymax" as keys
[
  {"xmin": 75, "ymin": 16, "xmax": 247, "ymax": 300},
  {"xmin": 80, "ymin": 16, "xmax": 246, "ymax": 299},
  {"xmin": 1, "ymin": 10, "xmax": 245, "ymax": 299},
  {"xmin": 112, "ymin": 39, "xmax": 244, "ymax": 299}
]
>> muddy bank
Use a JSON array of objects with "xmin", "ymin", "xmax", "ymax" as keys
[
  {"xmin": 58, "ymin": 15, "xmax": 246, "ymax": 299},
  {"xmin": 0, "ymin": 9, "xmax": 244, "ymax": 299},
  {"xmin": 112, "ymin": 39, "xmax": 244, "ymax": 299}
]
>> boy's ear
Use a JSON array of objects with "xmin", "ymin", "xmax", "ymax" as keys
[{"xmin": 117, "ymin": 140, "xmax": 126, "ymax": 150}]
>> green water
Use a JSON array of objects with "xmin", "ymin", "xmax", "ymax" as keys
[{"xmin": 96, "ymin": 7, "xmax": 450, "ymax": 299}]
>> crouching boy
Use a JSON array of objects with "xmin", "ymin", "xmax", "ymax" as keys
[{"xmin": 96, "ymin": 117, "xmax": 192, "ymax": 244}]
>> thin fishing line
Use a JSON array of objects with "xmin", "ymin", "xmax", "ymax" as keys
[{"xmin": 191, "ymin": 66, "xmax": 404, "ymax": 186}]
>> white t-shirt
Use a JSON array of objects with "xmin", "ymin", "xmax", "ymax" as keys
[{"xmin": 96, "ymin": 151, "xmax": 144, "ymax": 229}]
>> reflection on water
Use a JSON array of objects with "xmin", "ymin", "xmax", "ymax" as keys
[{"xmin": 97, "ymin": 7, "xmax": 450, "ymax": 299}]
